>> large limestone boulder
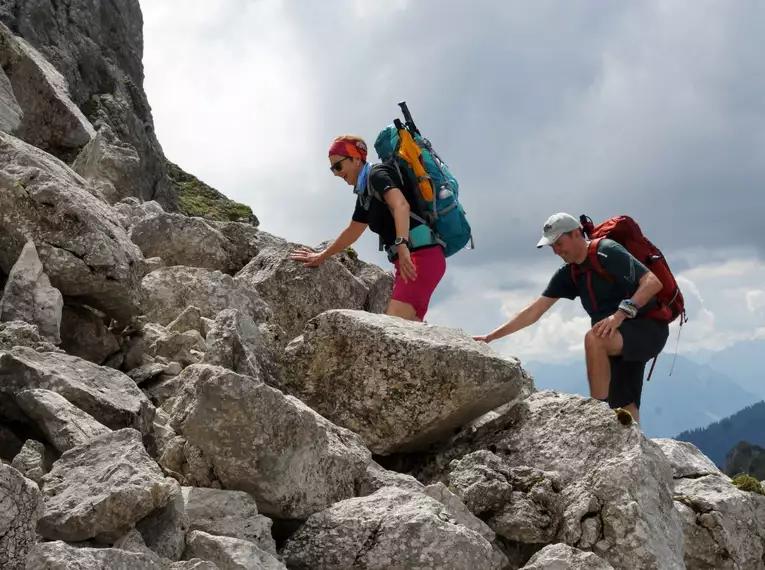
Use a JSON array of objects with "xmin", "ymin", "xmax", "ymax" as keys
[
  {"xmin": 356, "ymin": 263, "xmax": 394, "ymax": 313},
  {"xmin": 521, "ymin": 543, "xmax": 615, "ymax": 569},
  {"xmin": 316, "ymin": 239, "xmax": 395, "ymax": 313},
  {"xmin": 210, "ymin": 221, "xmax": 279, "ymax": 270},
  {"xmin": 72, "ymin": 123, "xmax": 141, "ymax": 205},
  {"xmin": 280, "ymin": 486, "xmax": 509, "ymax": 570},
  {"xmin": 0, "ymin": 64, "xmax": 22, "ymax": 134},
  {"xmin": 0, "ymin": 320, "xmax": 59, "ymax": 352},
  {"xmin": 446, "ymin": 452, "xmax": 561, "ymax": 545},
  {"xmin": 181, "ymin": 486, "xmax": 277, "ymax": 556},
  {"xmin": 655, "ymin": 438, "xmax": 765, "ymax": 570},
  {"xmin": 185, "ymin": 530, "xmax": 285, "ymax": 570},
  {"xmin": 129, "ymin": 212, "xmax": 238, "ymax": 273},
  {"xmin": 37, "ymin": 428, "xmax": 177, "ymax": 542},
  {"xmin": 25, "ymin": 540, "xmax": 165, "ymax": 569},
  {"xmin": 202, "ymin": 308, "xmax": 286, "ymax": 385},
  {"xmin": 135, "ymin": 478, "xmax": 187, "ymax": 561},
  {"xmin": 161, "ymin": 364, "xmax": 372, "ymax": 519},
  {"xmin": 0, "ymin": 239, "xmax": 63, "ymax": 343},
  {"xmin": 0, "ymin": 133, "xmax": 145, "ymax": 322},
  {"xmin": 141, "ymin": 266, "xmax": 271, "ymax": 326},
  {"xmin": 15, "ymin": 388, "xmax": 111, "ymax": 453},
  {"xmin": 652, "ymin": 437, "xmax": 724, "ymax": 479},
  {"xmin": 0, "ymin": 22, "xmax": 94, "ymax": 158},
  {"xmin": 282, "ymin": 309, "xmax": 532, "ymax": 454},
  {"xmin": 234, "ymin": 241, "xmax": 370, "ymax": 339},
  {"xmin": 418, "ymin": 391, "xmax": 687, "ymax": 570},
  {"xmin": 672, "ymin": 474, "xmax": 765, "ymax": 570},
  {"xmin": 113, "ymin": 196, "xmax": 166, "ymax": 230},
  {"xmin": 0, "ymin": 463, "xmax": 43, "ymax": 570},
  {"xmin": 128, "ymin": 213, "xmax": 276, "ymax": 275},
  {"xmin": 10, "ymin": 438, "xmax": 49, "ymax": 484},
  {"xmin": 58, "ymin": 304, "xmax": 121, "ymax": 365},
  {"xmin": 0, "ymin": 347, "xmax": 154, "ymax": 436}
]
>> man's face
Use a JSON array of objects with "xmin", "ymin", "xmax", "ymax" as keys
[{"xmin": 551, "ymin": 232, "xmax": 577, "ymax": 262}]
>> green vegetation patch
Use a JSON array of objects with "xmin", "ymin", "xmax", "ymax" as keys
[
  {"xmin": 731, "ymin": 473, "xmax": 765, "ymax": 495},
  {"xmin": 165, "ymin": 159, "xmax": 256, "ymax": 224}
]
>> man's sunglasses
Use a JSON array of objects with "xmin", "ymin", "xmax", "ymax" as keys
[{"xmin": 330, "ymin": 157, "xmax": 350, "ymax": 172}]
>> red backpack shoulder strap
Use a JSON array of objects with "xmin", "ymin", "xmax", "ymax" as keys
[{"xmin": 587, "ymin": 237, "xmax": 613, "ymax": 282}]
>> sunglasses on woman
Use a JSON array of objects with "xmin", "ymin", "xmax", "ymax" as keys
[{"xmin": 330, "ymin": 157, "xmax": 350, "ymax": 172}]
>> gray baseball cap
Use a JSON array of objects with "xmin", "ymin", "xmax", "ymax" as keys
[{"xmin": 536, "ymin": 213, "xmax": 582, "ymax": 248}]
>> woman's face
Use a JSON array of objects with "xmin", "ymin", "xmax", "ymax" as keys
[{"xmin": 329, "ymin": 154, "xmax": 362, "ymax": 186}]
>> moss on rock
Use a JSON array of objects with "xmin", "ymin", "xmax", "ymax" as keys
[
  {"xmin": 614, "ymin": 408, "xmax": 634, "ymax": 426},
  {"xmin": 731, "ymin": 473, "xmax": 765, "ymax": 495},
  {"xmin": 344, "ymin": 246, "xmax": 358, "ymax": 261},
  {"xmin": 165, "ymin": 159, "xmax": 258, "ymax": 225}
]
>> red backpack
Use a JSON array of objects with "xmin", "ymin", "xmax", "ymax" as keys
[{"xmin": 572, "ymin": 214, "xmax": 688, "ymax": 379}]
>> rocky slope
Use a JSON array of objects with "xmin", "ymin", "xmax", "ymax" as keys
[
  {"xmin": 0, "ymin": 0, "xmax": 252, "ymax": 220},
  {"xmin": 1, "ymin": 2, "xmax": 765, "ymax": 569}
]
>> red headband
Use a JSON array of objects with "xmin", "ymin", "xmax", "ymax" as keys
[{"xmin": 328, "ymin": 138, "xmax": 367, "ymax": 162}]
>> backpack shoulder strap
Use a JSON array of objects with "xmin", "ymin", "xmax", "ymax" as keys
[
  {"xmin": 367, "ymin": 162, "xmax": 432, "ymax": 225},
  {"xmin": 587, "ymin": 237, "xmax": 613, "ymax": 282},
  {"xmin": 360, "ymin": 164, "xmax": 384, "ymax": 210},
  {"xmin": 569, "ymin": 237, "xmax": 613, "ymax": 282}
]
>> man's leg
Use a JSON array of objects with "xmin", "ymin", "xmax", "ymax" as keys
[
  {"xmin": 608, "ymin": 357, "xmax": 645, "ymax": 423},
  {"xmin": 584, "ymin": 328, "xmax": 624, "ymax": 400},
  {"xmin": 611, "ymin": 318, "xmax": 670, "ymax": 423}
]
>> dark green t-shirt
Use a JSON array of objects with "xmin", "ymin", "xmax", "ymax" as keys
[{"xmin": 542, "ymin": 238, "xmax": 658, "ymax": 324}]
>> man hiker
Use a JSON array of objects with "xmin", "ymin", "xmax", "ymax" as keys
[
  {"xmin": 474, "ymin": 212, "xmax": 670, "ymax": 423},
  {"xmin": 289, "ymin": 134, "xmax": 447, "ymax": 322}
]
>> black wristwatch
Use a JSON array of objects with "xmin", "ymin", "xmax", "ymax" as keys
[{"xmin": 394, "ymin": 237, "xmax": 411, "ymax": 248}]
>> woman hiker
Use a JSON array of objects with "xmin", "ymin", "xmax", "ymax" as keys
[{"xmin": 289, "ymin": 134, "xmax": 446, "ymax": 322}]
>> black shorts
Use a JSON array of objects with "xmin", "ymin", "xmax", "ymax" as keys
[{"xmin": 608, "ymin": 318, "xmax": 670, "ymax": 409}]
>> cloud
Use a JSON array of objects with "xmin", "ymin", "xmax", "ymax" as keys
[
  {"xmin": 140, "ymin": 0, "xmax": 765, "ymax": 364},
  {"xmin": 141, "ymin": 0, "xmax": 322, "ymax": 230},
  {"xmin": 745, "ymin": 290, "xmax": 765, "ymax": 314}
]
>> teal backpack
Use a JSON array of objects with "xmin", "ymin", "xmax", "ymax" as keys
[{"xmin": 369, "ymin": 101, "xmax": 474, "ymax": 258}]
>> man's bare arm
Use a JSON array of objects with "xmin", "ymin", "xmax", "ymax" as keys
[
  {"xmin": 482, "ymin": 296, "xmax": 559, "ymax": 342},
  {"xmin": 629, "ymin": 271, "xmax": 664, "ymax": 308}
]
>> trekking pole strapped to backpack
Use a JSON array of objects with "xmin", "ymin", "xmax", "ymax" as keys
[
  {"xmin": 373, "ymin": 101, "xmax": 474, "ymax": 258},
  {"xmin": 398, "ymin": 101, "xmax": 420, "ymax": 136}
]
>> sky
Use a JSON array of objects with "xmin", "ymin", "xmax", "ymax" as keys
[{"xmin": 139, "ymin": 0, "xmax": 764, "ymax": 366}]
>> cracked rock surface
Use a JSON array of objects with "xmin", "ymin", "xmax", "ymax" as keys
[
  {"xmin": 0, "ymin": 463, "xmax": 43, "ymax": 570},
  {"xmin": 281, "ymin": 486, "xmax": 509, "ymax": 570},
  {"xmin": 0, "ymin": 132, "xmax": 145, "ymax": 323},
  {"xmin": 412, "ymin": 392, "xmax": 686, "ymax": 570},
  {"xmin": 37, "ymin": 428, "xmax": 176, "ymax": 542}
]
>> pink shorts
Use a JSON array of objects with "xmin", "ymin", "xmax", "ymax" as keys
[{"xmin": 391, "ymin": 245, "xmax": 446, "ymax": 320}]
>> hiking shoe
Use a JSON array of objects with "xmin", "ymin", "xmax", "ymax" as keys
[{"xmin": 614, "ymin": 408, "xmax": 634, "ymax": 426}]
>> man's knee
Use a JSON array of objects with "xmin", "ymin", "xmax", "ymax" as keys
[
  {"xmin": 584, "ymin": 328, "xmax": 623, "ymax": 356},
  {"xmin": 584, "ymin": 329, "xmax": 599, "ymax": 351},
  {"xmin": 584, "ymin": 329, "xmax": 610, "ymax": 352}
]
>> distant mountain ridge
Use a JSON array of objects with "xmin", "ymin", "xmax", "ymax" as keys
[
  {"xmin": 675, "ymin": 401, "xmax": 765, "ymax": 467},
  {"xmin": 704, "ymin": 339, "xmax": 765, "ymax": 400},
  {"xmin": 723, "ymin": 441, "xmax": 765, "ymax": 479}
]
